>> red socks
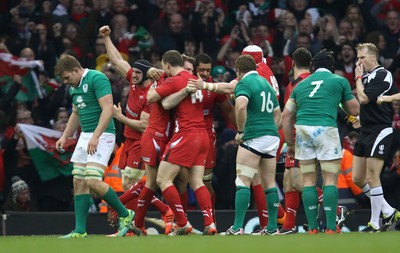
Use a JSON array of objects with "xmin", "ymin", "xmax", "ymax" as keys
[
  {"xmin": 252, "ymin": 184, "xmax": 269, "ymax": 227},
  {"xmin": 282, "ymin": 191, "xmax": 300, "ymax": 230},
  {"xmin": 162, "ymin": 185, "xmax": 187, "ymax": 227}
]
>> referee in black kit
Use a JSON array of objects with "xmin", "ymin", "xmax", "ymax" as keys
[{"xmin": 352, "ymin": 42, "xmax": 400, "ymax": 233}]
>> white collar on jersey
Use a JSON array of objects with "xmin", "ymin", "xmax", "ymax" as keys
[
  {"xmin": 242, "ymin": 70, "xmax": 258, "ymax": 79},
  {"xmin": 315, "ymin": 68, "xmax": 332, "ymax": 73},
  {"xmin": 77, "ymin": 68, "xmax": 89, "ymax": 87}
]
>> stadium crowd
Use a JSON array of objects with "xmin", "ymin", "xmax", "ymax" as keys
[{"xmin": 1, "ymin": 0, "xmax": 400, "ymax": 233}]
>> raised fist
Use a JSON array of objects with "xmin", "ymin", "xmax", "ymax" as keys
[{"xmin": 99, "ymin": 26, "xmax": 112, "ymax": 37}]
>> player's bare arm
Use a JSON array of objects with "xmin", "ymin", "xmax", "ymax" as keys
[
  {"xmin": 147, "ymin": 88, "xmax": 162, "ymax": 103},
  {"xmin": 147, "ymin": 67, "xmax": 164, "ymax": 81},
  {"xmin": 235, "ymin": 96, "xmax": 248, "ymax": 143},
  {"xmin": 188, "ymin": 77, "xmax": 238, "ymax": 95},
  {"xmin": 378, "ymin": 93, "xmax": 400, "ymax": 104},
  {"xmin": 274, "ymin": 107, "xmax": 282, "ymax": 130},
  {"xmin": 341, "ymin": 97, "xmax": 360, "ymax": 116},
  {"xmin": 281, "ymin": 99, "xmax": 297, "ymax": 159},
  {"xmin": 113, "ymin": 102, "xmax": 149, "ymax": 132},
  {"xmin": 99, "ymin": 25, "xmax": 131, "ymax": 76},
  {"xmin": 161, "ymin": 84, "xmax": 196, "ymax": 110}
]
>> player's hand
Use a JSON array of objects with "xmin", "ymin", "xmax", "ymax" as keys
[
  {"xmin": 188, "ymin": 77, "xmax": 204, "ymax": 90},
  {"xmin": 352, "ymin": 117, "xmax": 361, "ymax": 129},
  {"xmin": 87, "ymin": 136, "xmax": 99, "ymax": 155},
  {"xmin": 112, "ymin": 103, "xmax": 123, "ymax": 120},
  {"xmin": 99, "ymin": 25, "xmax": 111, "ymax": 37},
  {"xmin": 235, "ymin": 132, "xmax": 244, "ymax": 144},
  {"xmin": 185, "ymin": 83, "xmax": 197, "ymax": 94},
  {"xmin": 377, "ymin": 96, "xmax": 386, "ymax": 105},
  {"xmin": 147, "ymin": 67, "xmax": 163, "ymax": 81},
  {"xmin": 56, "ymin": 136, "xmax": 66, "ymax": 153},
  {"xmin": 287, "ymin": 145, "xmax": 295, "ymax": 160}
]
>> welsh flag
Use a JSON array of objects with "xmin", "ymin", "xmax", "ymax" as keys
[
  {"xmin": 18, "ymin": 124, "xmax": 77, "ymax": 181},
  {"xmin": 0, "ymin": 52, "xmax": 45, "ymax": 102}
]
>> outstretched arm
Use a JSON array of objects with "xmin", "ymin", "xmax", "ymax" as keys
[
  {"xmin": 99, "ymin": 25, "xmax": 131, "ymax": 77},
  {"xmin": 188, "ymin": 78, "xmax": 238, "ymax": 95}
]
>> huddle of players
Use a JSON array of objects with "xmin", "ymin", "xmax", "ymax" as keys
[{"xmin": 100, "ymin": 23, "xmax": 399, "ymax": 236}]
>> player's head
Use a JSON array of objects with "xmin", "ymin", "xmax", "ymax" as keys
[
  {"xmin": 182, "ymin": 54, "xmax": 195, "ymax": 74},
  {"xmin": 356, "ymin": 42, "xmax": 379, "ymax": 72},
  {"xmin": 194, "ymin": 53, "xmax": 212, "ymax": 81},
  {"xmin": 132, "ymin": 59, "xmax": 152, "ymax": 84},
  {"xmin": 292, "ymin": 47, "xmax": 312, "ymax": 70},
  {"xmin": 54, "ymin": 54, "xmax": 84, "ymax": 87},
  {"xmin": 162, "ymin": 50, "xmax": 183, "ymax": 76},
  {"xmin": 311, "ymin": 49, "xmax": 335, "ymax": 73},
  {"xmin": 235, "ymin": 54, "xmax": 256, "ymax": 81},
  {"xmin": 241, "ymin": 45, "xmax": 263, "ymax": 65}
]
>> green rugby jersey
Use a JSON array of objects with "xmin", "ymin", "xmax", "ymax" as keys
[
  {"xmin": 69, "ymin": 69, "xmax": 115, "ymax": 134},
  {"xmin": 290, "ymin": 69, "xmax": 354, "ymax": 127},
  {"xmin": 234, "ymin": 71, "xmax": 279, "ymax": 140}
]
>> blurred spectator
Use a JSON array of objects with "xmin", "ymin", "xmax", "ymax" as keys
[
  {"xmin": 392, "ymin": 101, "xmax": 400, "ymax": 130},
  {"xmin": 288, "ymin": 0, "xmax": 309, "ymax": 22},
  {"xmin": 28, "ymin": 23, "xmax": 58, "ymax": 77},
  {"xmin": 51, "ymin": 0, "xmax": 70, "ymax": 25},
  {"xmin": 365, "ymin": 30, "xmax": 392, "ymax": 69},
  {"xmin": 183, "ymin": 37, "xmax": 197, "ymax": 57},
  {"xmin": 150, "ymin": 0, "xmax": 180, "ymax": 40},
  {"xmin": 191, "ymin": 0, "xmax": 222, "ymax": 57},
  {"xmin": 155, "ymin": 13, "xmax": 192, "ymax": 54},
  {"xmin": 1, "ymin": 176, "xmax": 39, "ymax": 212},
  {"xmin": 381, "ymin": 10, "xmax": 400, "ymax": 59},
  {"xmin": 334, "ymin": 42, "xmax": 356, "ymax": 88}
]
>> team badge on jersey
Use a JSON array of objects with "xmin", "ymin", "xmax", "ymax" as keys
[{"xmin": 83, "ymin": 84, "xmax": 88, "ymax": 93}]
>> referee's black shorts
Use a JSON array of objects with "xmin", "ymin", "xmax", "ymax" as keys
[{"xmin": 353, "ymin": 127, "xmax": 393, "ymax": 159}]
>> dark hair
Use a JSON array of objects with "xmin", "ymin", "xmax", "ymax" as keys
[
  {"xmin": 194, "ymin": 53, "xmax": 212, "ymax": 69},
  {"xmin": 311, "ymin": 49, "xmax": 335, "ymax": 72},
  {"xmin": 292, "ymin": 47, "xmax": 312, "ymax": 69},
  {"xmin": 235, "ymin": 55, "xmax": 256, "ymax": 74},
  {"xmin": 162, "ymin": 50, "xmax": 183, "ymax": 67}
]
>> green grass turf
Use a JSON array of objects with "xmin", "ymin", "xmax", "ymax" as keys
[{"xmin": 0, "ymin": 233, "xmax": 398, "ymax": 253}]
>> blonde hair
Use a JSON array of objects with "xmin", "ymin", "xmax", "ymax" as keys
[{"xmin": 356, "ymin": 43, "xmax": 379, "ymax": 59}]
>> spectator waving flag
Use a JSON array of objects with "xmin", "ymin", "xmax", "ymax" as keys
[
  {"xmin": 0, "ymin": 52, "xmax": 45, "ymax": 102},
  {"xmin": 18, "ymin": 124, "xmax": 77, "ymax": 181}
]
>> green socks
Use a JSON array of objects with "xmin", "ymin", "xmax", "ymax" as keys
[
  {"xmin": 265, "ymin": 187, "xmax": 279, "ymax": 231},
  {"xmin": 323, "ymin": 185, "xmax": 338, "ymax": 231},
  {"xmin": 302, "ymin": 186, "xmax": 318, "ymax": 230},
  {"xmin": 73, "ymin": 194, "xmax": 91, "ymax": 234},
  {"xmin": 102, "ymin": 187, "xmax": 128, "ymax": 218},
  {"xmin": 233, "ymin": 186, "xmax": 251, "ymax": 231}
]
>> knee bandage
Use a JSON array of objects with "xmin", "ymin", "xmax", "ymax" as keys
[
  {"xmin": 300, "ymin": 164, "xmax": 317, "ymax": 174},
  {"xmin": 84, "ymin": 166, "xmax": 104, "ymax": 180},
  {"xmin": 321, "ymin": 162, "xmax": 340, "ymax": 173},
  {"xmin": 72, "ymin": 165, "xmax": 85, "ymax": 179},
  {"xmin": 235, "ymin": 164, "xmax": 257, "ymax": 187},
  {"xmin": 122, "ymin": 167, "xmax": 145, "ymax": 180}
]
